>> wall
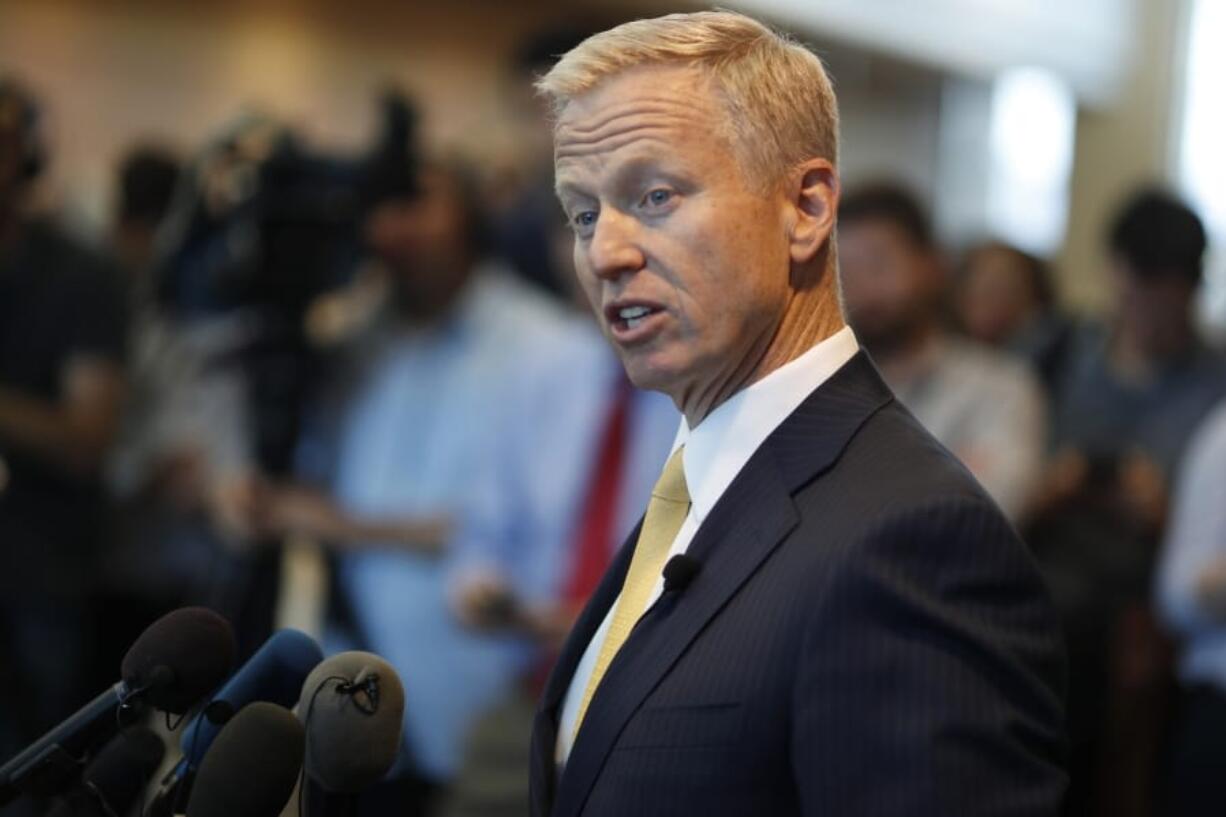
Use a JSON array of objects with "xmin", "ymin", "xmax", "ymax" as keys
[
  {"xmin": 0, "ymin": 0, "xmax": 950, "ymax": 241},
  {"xmin": 1055, "ymin": 0, "xmax": 1185, "ymax": 312},
  {"xmin": 730, "ymin": 0, "xmax": 1138, "ymax": 104},
  {"xmin": 0, "ymin": 0, "xmax": 614, "ymax": 228}
]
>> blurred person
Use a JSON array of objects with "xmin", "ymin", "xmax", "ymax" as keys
[
  {"xmin": 101, "ymin": 145, "xmax": 253, "ymax": 676},
  {"xmin": 112, "ymin": 145, "xmax": 180, "ymax": 275},
  {"xmin": 150, "ymin": 101, "xmax": 422, "ymax": 655},
  {"xmin": 229, "ymin": 158, "xmax": 595, "ymax": 816},
  {"xmin": 528, "ymin": 11, "xmax": 1066, "ymax": 816},
  {"xmin": 1156, "ymin": 400, "xmax": 1226, "ymax": 816},
  {"xmin": 0, "ymin": 78, "xmax": 127, "ymax": 770},
  {"xmin": 1027, "ymin": 189, "xmax": 1225, "ymax": 816},
  {"xmin": 1045, "ymin": 190, "xmax": 1225, "ymax": 482},
  {"xmin": 441, "ymin": 190, "xmax": 678, "ymax": 817},
  {"xmin": 839, "ymin": 183, "xmax": 1046, "ymax": 519},
  {"xmin": 955, "ymin": 239, "xmax": 1076, "ymax": 392}
]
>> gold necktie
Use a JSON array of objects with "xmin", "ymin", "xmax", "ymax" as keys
[{"xmin": 572, "ymin": 446, "xmax": 690, "ymax": 739}]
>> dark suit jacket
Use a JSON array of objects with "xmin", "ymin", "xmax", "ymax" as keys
[{"xmin": 529, "ymin": 353, "xmax": 1067, "ymax": 816}]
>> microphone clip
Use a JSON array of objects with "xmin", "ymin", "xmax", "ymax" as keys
[{"xmin": 335, "ymin": 673, "xmax": 380, "ymax": 716}]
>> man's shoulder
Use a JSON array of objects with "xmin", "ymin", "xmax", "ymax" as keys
[
  {"xmin": 788, "ymin": 391, "xmax": 1008, "ymax": 539},
  {"xmin": 850, "ymin": 396, "xmax": 992, "ymax": 499},
  {"xmin": 774, "ymin": 395, "xmax": 1037, "ymax": 621}
]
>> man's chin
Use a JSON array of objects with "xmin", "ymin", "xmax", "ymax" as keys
[{"xmin": 618, "ymin": 353, "xmax": 680, "ymax": 397}]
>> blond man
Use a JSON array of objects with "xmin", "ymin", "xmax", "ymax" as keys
[{"xmin": 529, "ymin": 11, "xmax": 1066, "ymax": 817}]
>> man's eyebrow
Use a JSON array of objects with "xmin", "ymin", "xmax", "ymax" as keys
[
  {"xmin": 554, "ymin": 156, "xmax": 672, "ymax": 201},
  {"xmin": 554, "ymin": 178, "xmax": 591, "ymax": 202}
]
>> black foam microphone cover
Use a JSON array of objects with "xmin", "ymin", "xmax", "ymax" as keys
[
  {"xmin": 0, "ymin": 608, "xmax": 233, "ymax": 806},
  {"xmin": 297, "ymin": 651, "xmax": 404, "ymax": 792},
  {"xmin": 121, "ymin": 607, "xmax": 237, "ymax": 713},
  {"xmin": 44, "ymin": 727, "xmax": 165, "ymax": 817},
  {"xmin": 186, "ymin": 702, "xmax": 304, "ymax": 817}
]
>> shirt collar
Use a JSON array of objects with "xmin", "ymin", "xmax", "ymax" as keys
[{"xmin": 671, "ymin": 326, "xmax": 860, "ymax": 522}]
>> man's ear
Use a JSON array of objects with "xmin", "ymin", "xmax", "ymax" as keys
[{"xmin": 787, "ymin": 159, "xmax": 839, "ymax": 266}]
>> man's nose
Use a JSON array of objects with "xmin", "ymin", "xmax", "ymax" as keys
[{"xmin": 588, "ymin": 209, "xmax": 646, "ymax": 281}]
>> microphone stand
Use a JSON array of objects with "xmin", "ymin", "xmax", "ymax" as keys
[{"xmin": 0, "ymin": 681, "xmax": 138, "ymax": 805}]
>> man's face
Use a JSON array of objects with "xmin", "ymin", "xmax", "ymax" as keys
[
  {"xmin": 958, "ymin": 247, "xmax": 1040, "ymax": 345},
  {"xmin": 554, "ymin": 64, "xmax": 791, "ymax": 409},
  {"xmin": 838, "ymin": 218, "xmax": 936, "ymax": 353},
  {"xmin": 1110, "ymin": 256, "xmax": 1195, "ymax": 358},
  {"xmin": 365, "ymin": 167, "xmax": 472, "ymax": 316}
]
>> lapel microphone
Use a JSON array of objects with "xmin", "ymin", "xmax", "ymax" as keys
[{"xmin": 662, "ymin": 554, "xmax": 702, "ymax": 595}]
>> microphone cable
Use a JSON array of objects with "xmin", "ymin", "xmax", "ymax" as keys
[{"xmin": 296, "ymin": 672, "xmax": 382, "ymax": 817}]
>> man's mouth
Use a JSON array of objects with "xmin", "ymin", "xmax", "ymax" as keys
[
  {"xmin": 617, "ymin": 304, "xmax": 655, "ymax": 330},
  {"xmin": 604, "ymin": 301, "xmax": 666, "ymax": 343}
]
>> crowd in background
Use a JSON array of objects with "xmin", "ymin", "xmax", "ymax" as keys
[{"xmin": 2, "ymin": 27, "xmax": 1226, "ymax": 817}]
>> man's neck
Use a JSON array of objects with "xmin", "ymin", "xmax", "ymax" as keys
[
  {"xmin": 389, "ymin": 265, "xmax": 475, "ymax": 329},
  {"xmin": 1109, "ymin": 322, "xmax": 1196, "ymax": 383},
  {"xmin": 681, "ymin": 282, "xmax": 846, "ymax": 428}
]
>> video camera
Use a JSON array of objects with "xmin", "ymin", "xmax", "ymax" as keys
[{"xmin": 153, "ymin": 89, "xmax": 420, "ymax": 473}]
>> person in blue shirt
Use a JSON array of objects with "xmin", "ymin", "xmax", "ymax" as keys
[{"xmin": 230, "ymin": 158, "xmax": 603, "ymax": 816}]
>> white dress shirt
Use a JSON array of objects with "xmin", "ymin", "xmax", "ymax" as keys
[{"xmin": 555, "ymin": 326, "xmax": 860, "ymax": 764}]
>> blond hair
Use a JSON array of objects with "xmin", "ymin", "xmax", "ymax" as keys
[{"xmin": 536, "ymin": 10, "xmax": 839, "ymax": 191}]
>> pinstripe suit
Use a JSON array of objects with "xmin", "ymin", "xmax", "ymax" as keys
[{"xmin": 530, "ymin": 352, "xmax": 1067, "ymax": 816}]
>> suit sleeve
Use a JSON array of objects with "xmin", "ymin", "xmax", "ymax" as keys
[{"xmin": 791, "ymin": 496, "xmax": 1068, "ymax": 816}]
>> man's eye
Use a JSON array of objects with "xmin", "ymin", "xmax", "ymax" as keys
[
  {"xmin": 572, "ymin": 210, "xmax": 598, "ymax": 229},
  {"xmin": 644, "ymin": 188, "xmax": 673, "ymax": 207}
]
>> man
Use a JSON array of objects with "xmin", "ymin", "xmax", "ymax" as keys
[
  {"xmin": 529, "ymin": 11, "xmax": 1066, "ymax": 817},
  {"xmin": 838, "ymin": 184, "xmax": 1046, "ymax": 520},
  {"xmin": 238, "ymin": 159, "xmax": 598, "ymax": 815},
  {"xmin": 0, "ymin": 78, "xmax": 127, "ymax": 775},
  {"xmin": 1046, "ymin": 189, "xmax": 1224, "ymax": 481}
]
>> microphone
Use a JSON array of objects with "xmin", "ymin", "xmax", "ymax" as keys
[
  {"xmin": 45, "ymin": 727, "xmax": 166, "ymax": 817},
  {"xmin": 120, "ymin": 607, "xmax": 240, "ymax": 713},
  {"xmin": 297, "ymin": 651, "xmax": 404, "ymax": 795},
  {"xmin": 147, "ymin": 629, "xmax": 324, "ymax": 817},
  {"xmin": 186, "ymin": 702, "xmax": 305, "ymax": 817},
  {"xmin": 0, "ymin": 607, "xmax": 236, "ymax": 806},
  {"xmin": 662, "ymin": 554, "xmax": 701, "ymax": 595}
]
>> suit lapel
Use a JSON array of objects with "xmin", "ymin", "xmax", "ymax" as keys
[{"xmin": 544, "ymin": 353, "xmax": 894, "ymax": 817}]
